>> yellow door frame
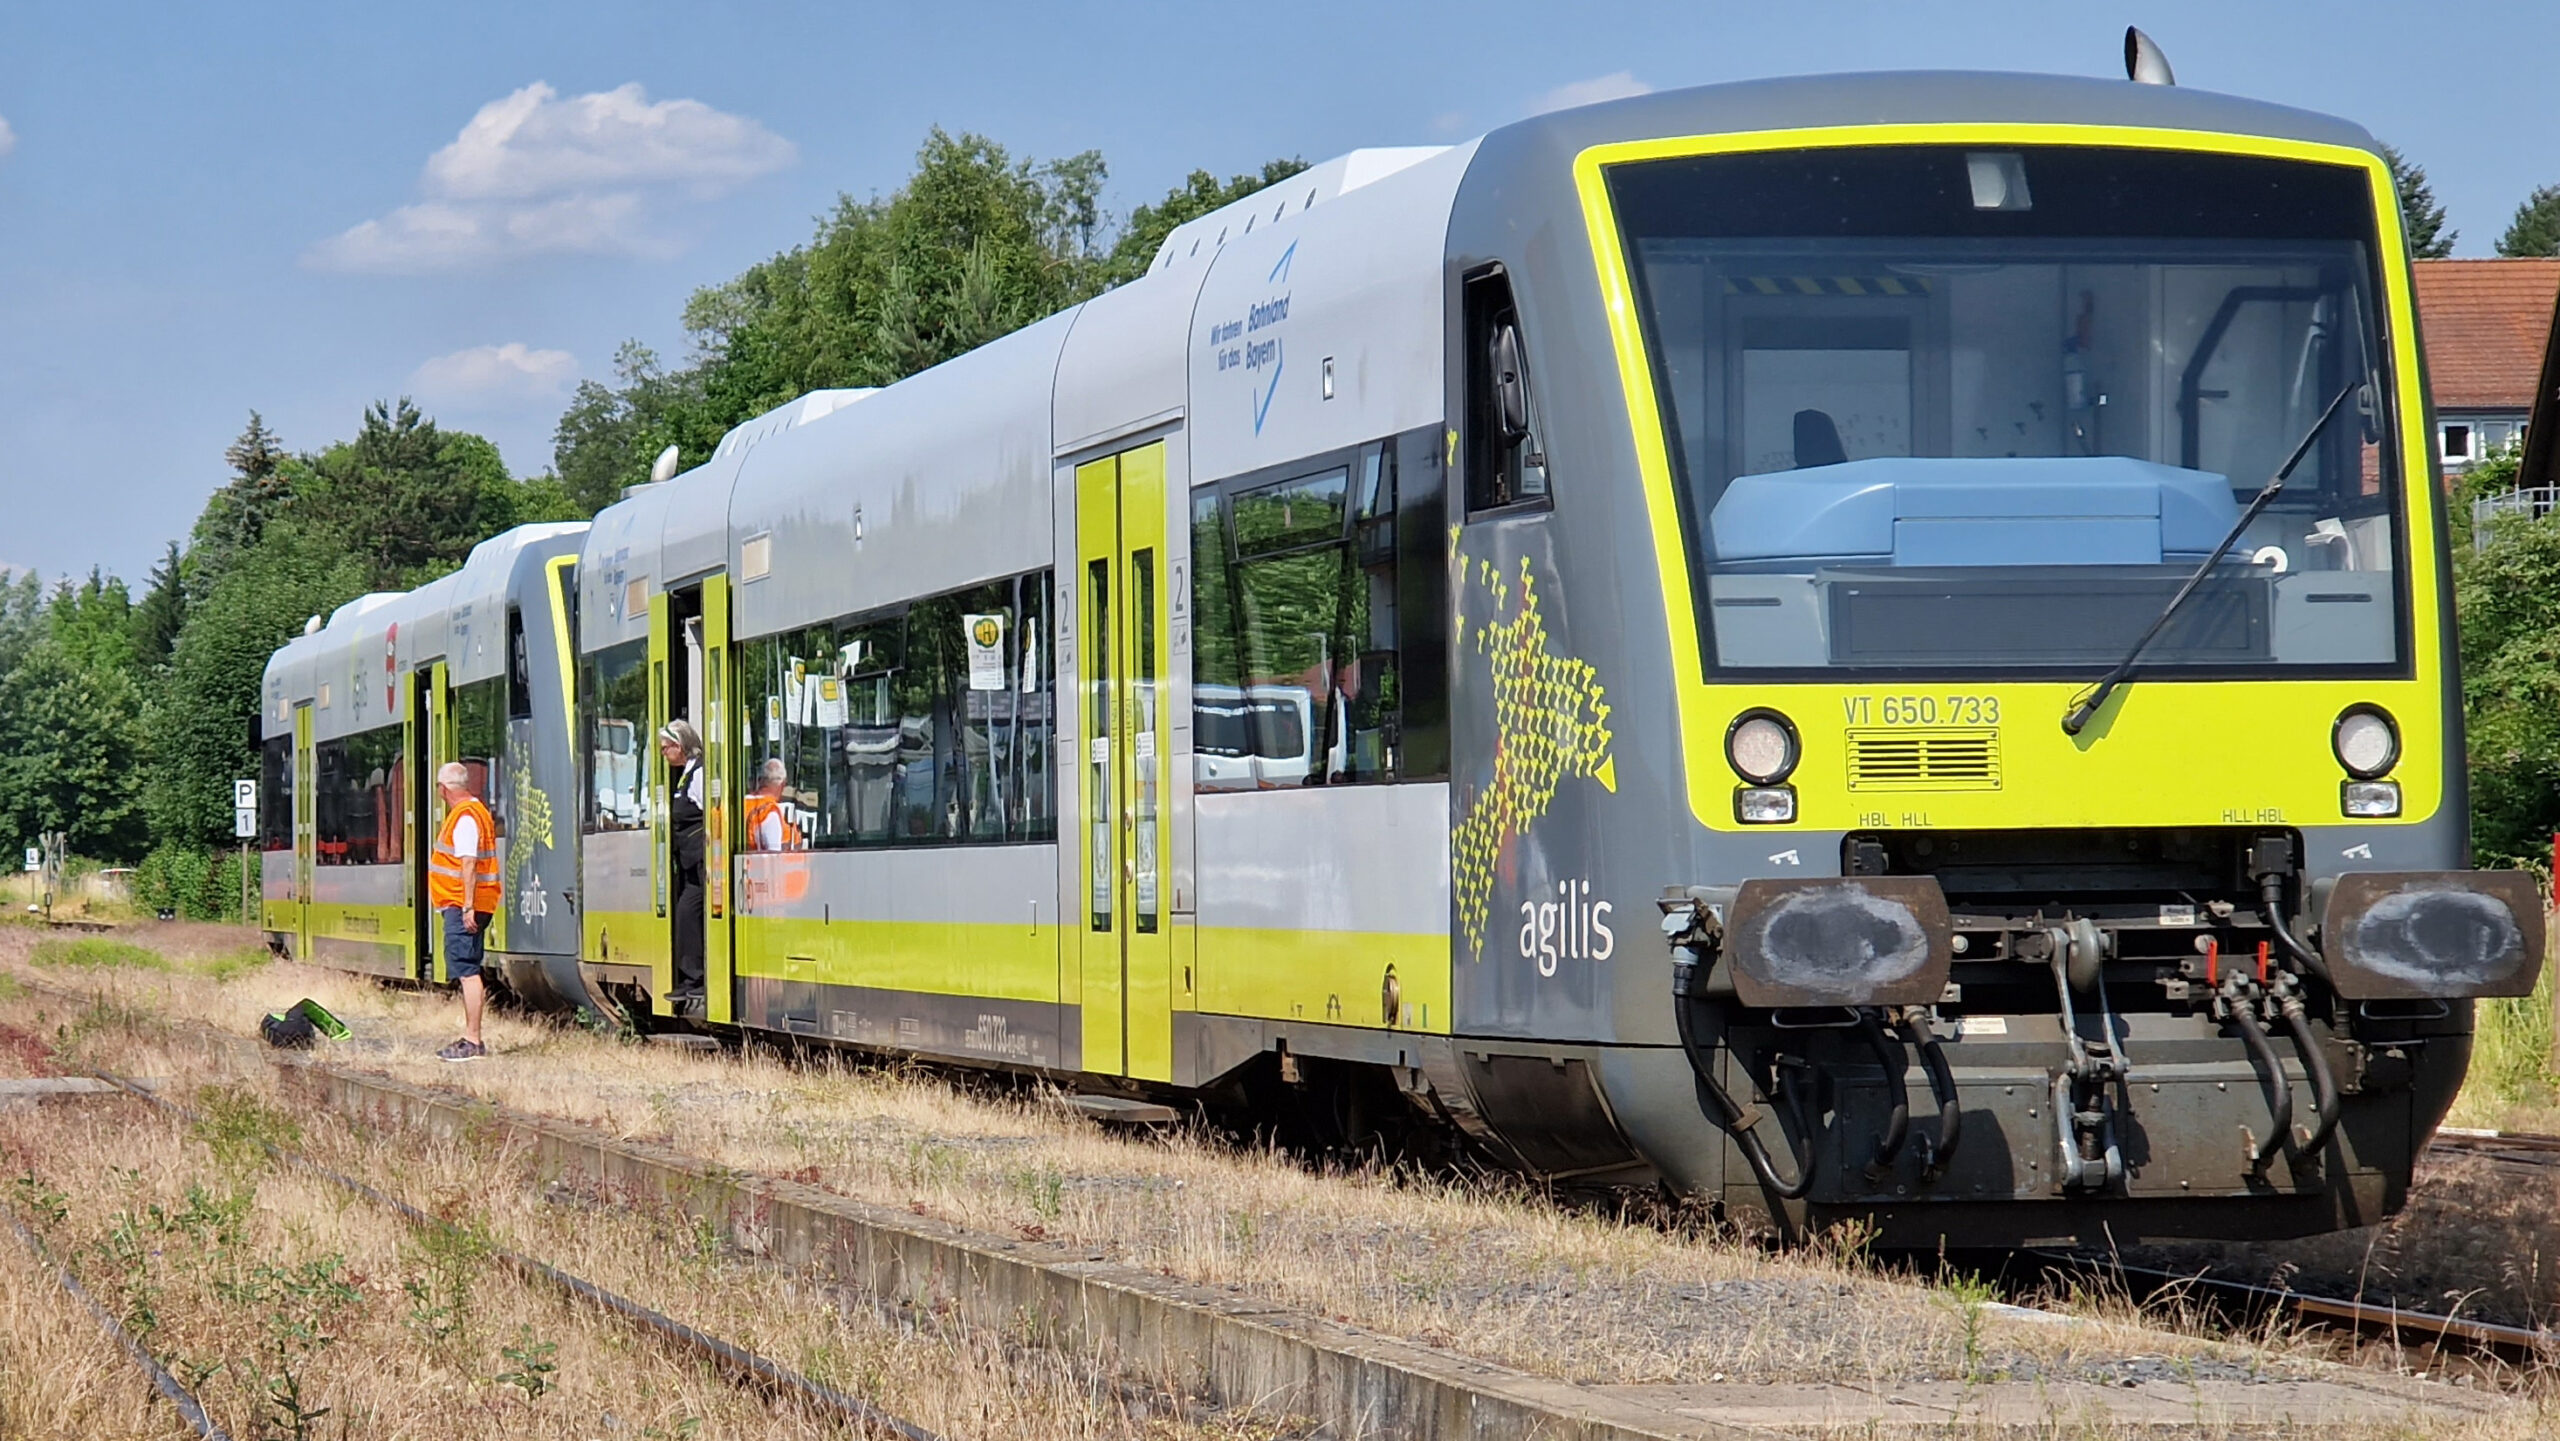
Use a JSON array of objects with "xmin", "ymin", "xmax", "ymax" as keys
[
  {"xmin": 1076, "ymin": 442, "xmax": 1174, "ymax": 1082},
  {"xmin": 426, "ymin": 661, "xmax": 452, "ymax": 983},
  {"xmin": 292, "ymin": 702, "xmax": 313, "ymax": 964},
  {"xmin": 647, "ymin": 589, "xmax": 673, "ymax": 1008},
  {"xmin": 701, "ymin": 572, "xmax": 736, "ymax": 1025}
]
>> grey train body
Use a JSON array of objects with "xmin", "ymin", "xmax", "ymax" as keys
[{"xmin": 262, "ymin": 69, "xmax": 2536, "ymax": 1247}]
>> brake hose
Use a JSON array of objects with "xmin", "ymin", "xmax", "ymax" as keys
[
  {"xmin": 1856, "ymin": 1009, "xmax": 1911, "ymax": 1178},
  {"xmin": 2278, "ymin": 989, "xmax": 2343, "ymax": 1160},
  {"xmin": 1899, "ymin": 1008, "xmax": 1964, "ymax": 1177},
  {"xmin": 1672, "ymin": 981, "xmax": 1815, "ymax": 1199},
  {"xmin": 2228, "ymin": 998, "xmax": 2294, "ymax": 1177}
]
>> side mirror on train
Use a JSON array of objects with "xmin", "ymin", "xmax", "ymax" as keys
[{"xmin": 1492, "ymin": 322, "xmax": 1532, "ymax": 445}]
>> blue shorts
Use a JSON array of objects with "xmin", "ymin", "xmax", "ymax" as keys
[{"xmin": 440, "ymin": 907, "xmax": 490, "ymax": 980}]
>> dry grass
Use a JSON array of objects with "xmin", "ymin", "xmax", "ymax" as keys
[
  {"xmin": 0, "ymin": 923, "xmax": 2543, "ymax": 1438},
  {"xmin": 0, "ymin": 1050, "xmax": 1303, "ymax": 1439}
]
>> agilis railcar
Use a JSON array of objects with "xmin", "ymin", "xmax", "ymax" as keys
[{"xmin": 261, "ymin": 65, "xmax": 2541, "ymax": 1244}]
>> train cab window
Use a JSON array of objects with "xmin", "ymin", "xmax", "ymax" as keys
[
  {"xmin": 1464, "ymin": 265, "xmax": 1549, "ymax": 512},
  {"xmin": 507, "ymin": 608, "xmax": 532, "ymax": 719},
  {"xmin": 1611, "ymin": 144, "xmax": 2407, "ymax": 676},
  {"xmin": 450, "ymin": 676, "xmax": 507, "ymax": 837},
  {"xmin": 579, "ymin": 639, "xmax": 650, "ymax": 833},
  {"xmin": 1193, "ymin": 432, "xmax": 1441, "ymax": 788}
]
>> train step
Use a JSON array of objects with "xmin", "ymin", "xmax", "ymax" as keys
[{"xmin": 1065, "ymin": 1094, "xmax": 1178, "ymax": 1126}]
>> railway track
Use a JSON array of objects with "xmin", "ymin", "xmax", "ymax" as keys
[
  {"xmin": 0, "ymin": 1052, "xmax": 939, "ymax": 1440},
  {"xmin": 2430, "ymin": 1125, "xmax": 2560, "ymax": 1169},
  {"xmin": 2006, "ymin": 1249, "xmax": 2554, "ymax": 1371}
]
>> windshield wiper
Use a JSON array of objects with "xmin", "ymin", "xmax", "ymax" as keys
[{"xmin": 2060, "ymin": 379, "xmax": 2364, "ymax": 737}]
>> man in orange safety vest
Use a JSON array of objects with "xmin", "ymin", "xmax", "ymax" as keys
[
  {"xmin": 430, "ymin": 761, "xmax": 499, "ymax": 1062},
  {"xmin": 745, "ymin": 758, "xmax": 801, "ymax": 851}
]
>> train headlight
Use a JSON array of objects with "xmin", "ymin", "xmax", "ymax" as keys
[
  {"xmin": 1734, "ymin": 786, "xmax": 1797, "ymax": 824},
  {"xmin": 2332, "ymin": 706, "xmax": 2399, "ymax": 779},
  {"xmin": 2341, "ymin": 780, "xmax": 2402, "ymax": 818},
  {"xmin": 1727, "ymin": 710, "xmax": 1800, "ymax": 785}
]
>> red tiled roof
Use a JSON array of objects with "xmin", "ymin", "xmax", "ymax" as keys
[{"xmin": 2414, "ymin": 258, "xmax": 2560, "ymax": 411}]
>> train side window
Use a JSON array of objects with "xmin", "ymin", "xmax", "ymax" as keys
[
  {"xmin": 736, "ymin": 567, "xmax": 1057, "ymax": 850},
  {"xmin": 312, "ymin": 723, "xmax": 403, "ymax": 866},
  {"xmin": 1193, "ymin": 441, "xmax": 1428, "ymax": 788},
  {"xmin": 259, "ymin": 733, "xmax": 294, "ymax": 852},
  {"xmin": 1464, "ymin": 265, "xmax": 1549, "ymax": 512},
  {"xmin": 579, "ymin": 639, "xmax": 650, "ymax": 834}
]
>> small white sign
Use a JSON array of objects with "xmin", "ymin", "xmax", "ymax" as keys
[
  {"xmin": 233, "ymin": 807, "xmax": 258, "ymax": 840},
  {"xmin": 21, "ymin": 848, "xmax": 37, "ymax": 873},
  {"xmin": 963, "ymin": 613, "xmax": 1007, "ymax": 692},
  {"xmin": 234, "ymin": 779, "xmax": 258, "ymax": 809},
  {"xmin": 811, "ymin": 676, "xmax": 847, "ymax": 729},
  {"xmin": 1958, "ymin": 1015, "xmax": 2009, "ymax": 1037}
]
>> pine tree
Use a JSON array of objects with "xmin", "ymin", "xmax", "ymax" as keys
[
  {"xmin": 131, "ymin": 540, "xmax": 187, "ymax": 667},
  {"xmin": 2497, "ymin": 184, "xmax": 2560, "ymax": 258},
  {"xmin": 2381, "ymin": 145, "xmax": 2455, "ymax": 259}
]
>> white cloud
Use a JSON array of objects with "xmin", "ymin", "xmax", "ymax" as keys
[
  {"xmin": 309, "ymin": 82, "xmax": 794, "ymax": 273},
  {"xmin": 1527, "ymin": 71, "xmax": 1654, "ymax": 116},
  {"xmin": 410, "ymin": 343, "xmax": 579, "ymax": 405},
  {"xmin": 0, "ymin": 116, "xmax": 16, "ymax": 159}
]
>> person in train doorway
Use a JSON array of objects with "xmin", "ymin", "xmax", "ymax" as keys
[
  {"xmin": 744, "ymin": 758, "xmax": 801, "ymax": 851},
  {"xmin": 659, "ymin": 720, "xmax": 707, "ymax": 1012},
  {"xmin": 430, "ymin": 762, "xmax": 498, "ymax": 1063}
]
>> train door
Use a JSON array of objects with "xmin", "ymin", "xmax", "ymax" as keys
[
  {"xmin": 426, "ymin": 661, "xmax": 453, "ymax": 982},
  {"xmin": 700, "ymin": 574, "xmax": 736, "ymax": 1024},
  {"xmin": 292, "ymin": 701, "xmax": 314, "ymax": 962},
  {"xmin": 405, "ymin": 666, "xmax": 428, "ymax": 980},
  {"xmin": 1075, "ymin": 442, "xmax": 1173, "ymax": 1082},
  {"xmin": 647, "ymin": 588, "xmax": 672, "ymax": 1005}
]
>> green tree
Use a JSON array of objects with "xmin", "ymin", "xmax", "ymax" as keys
[
  {"xmin": 48, "ymin": 569, "xmax": 136, "ymax": 675},
  {"xmin": 551, "ymin": 342, "xmax": 703, "ymax": 516},
  {"xmin": 2497, "ymin": 184, "xmax": 2560, "ymax": 258},
  {"xmin": 0, "ymin": 638, "xmax": 150, "ymax": 863},
  {"xmin": 0, "ymin": 569, "xmax": 47, "ymax": 679},
  {"xmin": 2381, "ymin": 144, "xmax": 2455, "ymax": 259},
  {"xmin": 1102, "ymin": 157, "xmax": 1311, "ymax": 285},
  {"xmin": 190, "ymin": 411, "xmax": 297, "ymax": 596},
  {"xmin": 130, "ymin": 541, "xmax": 187, "ymax": 668},
  {"xmin": 293, "ymin": 399, "xmax": 546, "ymax": 590},
  {"xmin": 145, "ymin": 523, "xmax": 366, "ymax": 848}
]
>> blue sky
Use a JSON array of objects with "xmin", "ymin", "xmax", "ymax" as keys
[{"xmin": 2, "ymin": 0, "xmax": 2554, "ymax": 586}]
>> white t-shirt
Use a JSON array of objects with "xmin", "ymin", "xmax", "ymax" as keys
[
  {"xmin": 679, "ymin": 761, "xmax": 704, "ymax": 808},
  {"xmin": 753, "ymin": 805, "xmax": 784, "ymax": 852},
  {"xmin": 449, "ymin": 812, "xmax": 483, "ymax": 910}
]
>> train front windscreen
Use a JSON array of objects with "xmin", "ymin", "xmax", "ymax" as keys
[{"xmin": 1609, "ymin": 144, "xmax": 2408, "ymax": 678}]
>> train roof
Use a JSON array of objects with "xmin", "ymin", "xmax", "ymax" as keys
[
  {"xmin": 263, "ymin": 521, "xmax": 586, "ymax": 741},
  {"xmin": 1478, "ymin": 69, "xmax": 2377, "ymax": 163}
]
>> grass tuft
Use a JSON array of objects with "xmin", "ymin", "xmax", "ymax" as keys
[{"xmin": 28, "ymin": 937, "xmax": 167, "ymax": 972}]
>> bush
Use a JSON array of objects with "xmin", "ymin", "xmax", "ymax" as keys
[{"xmin": 133, "ymin": 842, "xmax": 250, "ymax": 922}]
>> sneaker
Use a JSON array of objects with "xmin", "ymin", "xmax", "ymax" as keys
[{"xmin": 437, "ymin": 1039, "xmax": 486, "ymax": 1063}]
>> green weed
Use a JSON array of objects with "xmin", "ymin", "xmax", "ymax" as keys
[
  {"xmin": 192, "ymin": 946, "xmax": 273, "ymax": 983},
  {"xmin": 496, "ymin": 1325, "xmax": 559, "ymax": 1404},
  {"xmin": 28, "ymin": 938, "xmax": 167, "ymax": 971},
  {"xmin": 1934, "ymin": 1267, "xmax": 1999, "ymax": 1384},
  {"xmin": 191, "ymin": 1084, "xmax": 303, "ymax": 1174}
]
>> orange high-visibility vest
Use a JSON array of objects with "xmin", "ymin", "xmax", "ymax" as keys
[
  {"xmin": 429, "ymin": 798, "xmax": 499, "ymax": 912},
  {"xmin": 743, "ymin": 794, "xmax": 801, "ymax": 850}
]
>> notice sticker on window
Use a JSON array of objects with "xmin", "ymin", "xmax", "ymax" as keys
[
  {"xmin": 812, "ymin": 676, "xmax": 847, "ymax": 729},
  {"xmin": 964, "ymin": 613, "xmax": 1007, "ymax": 692}
]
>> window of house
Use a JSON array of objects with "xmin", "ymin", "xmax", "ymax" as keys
[
  {"xmin": 735, "ymin": 568, "xmax": 1056, "ymax": 849},
  {"xmin": 2443, "ymin": 423, "xmax": 2474, "ymax": 462}
]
